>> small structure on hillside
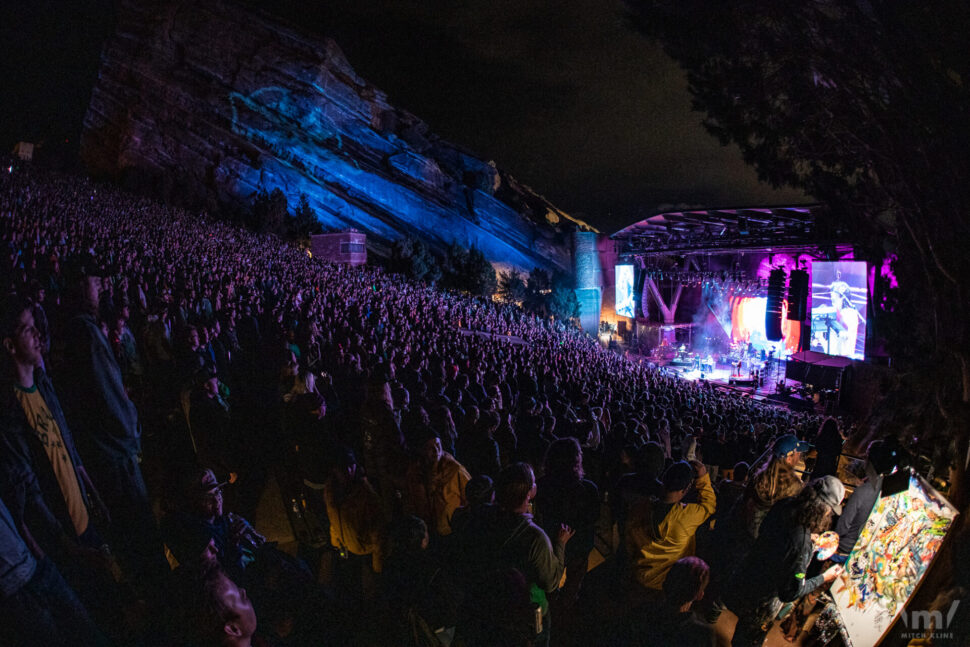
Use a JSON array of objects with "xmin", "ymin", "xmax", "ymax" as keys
[
  {"xmin": 310, "ymin": 230, "xmax": 367, "ymax": 266},
  {"xmin": 12, "ymin": 142, "xmax": 34, "ymax": 161}
]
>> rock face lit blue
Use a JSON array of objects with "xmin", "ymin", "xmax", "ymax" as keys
[{"xmin": 80, "ymin": 0, "xmax": 590, "ymax": 273}]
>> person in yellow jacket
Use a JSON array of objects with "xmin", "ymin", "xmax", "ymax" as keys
[
  {"xmin": 403, "ymin": 429, "xmax": 471, "ymax": 537},
  {"xmin": 323, "ymin": 446, "xmax": 385, "ymax": 574},
  {"xmin": 626, "ymin": 459, "xmax": 716, "ymax": 590}
]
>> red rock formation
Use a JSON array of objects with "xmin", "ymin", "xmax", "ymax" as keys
[{"xmin": 81, "ymin": 0, "xmax": 595, "ymax": 271}]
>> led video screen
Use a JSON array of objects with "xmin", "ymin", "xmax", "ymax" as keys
[
  {"xmin": 615, "ymin": 264, "xmax": 635, "ymax": 318},
  {"xmin": 729, "ymin": 296, "xmax": 800, "ymax": 356},
  {"xmin": 810, "ymin": 261, "xmax": 867, "ymax": 360}
]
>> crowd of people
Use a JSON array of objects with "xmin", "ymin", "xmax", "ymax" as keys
[{"xmin": 0, "ymin": 159, "xmax": 946, "ymax": 646}]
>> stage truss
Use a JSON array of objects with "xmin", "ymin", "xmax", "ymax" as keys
[{"xmin": 611, "ymin": 204, "xmax": 853, "ymax": 259}]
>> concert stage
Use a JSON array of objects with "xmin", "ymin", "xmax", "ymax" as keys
[
  {"xmin": 656, "ymin": 359, "xmax": 823, "ymax": 413},
  {"xmin": 660, "ymin": 359, "xmax": 783, "ymax": 397},
  {"xmin": 603, "ymin": 206, "xmax": 877, "ymax": 418}
]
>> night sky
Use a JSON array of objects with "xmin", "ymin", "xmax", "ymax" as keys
[{"xmin": 1, "ymin": 0, "xmax": 805, "ymax": 233}]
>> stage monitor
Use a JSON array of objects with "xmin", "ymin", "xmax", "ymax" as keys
[
  {"xmin": 615, "ymin": 264, "xmax": 636, "ymax": 318},
  {"xmin": 810, "ymin": 261, "xmax": 867, "ymax": 360}
]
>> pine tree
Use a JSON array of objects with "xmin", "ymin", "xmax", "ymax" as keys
[{"xmin": 497, "ymin": 269, "xmax": 526, "ymax": 303}]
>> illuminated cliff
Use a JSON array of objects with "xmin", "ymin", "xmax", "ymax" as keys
[{"xmin": 80, "ymin": 0, "xmax": 595, "ymax": 272}]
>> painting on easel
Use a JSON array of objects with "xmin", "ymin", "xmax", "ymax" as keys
[{"xmin": 832, "ymin": 472, "xmax": 958, "ymax": 646}]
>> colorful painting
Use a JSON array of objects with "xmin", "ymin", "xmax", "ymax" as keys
[
  {"xmin": 832, "ymin": 473, "xmax": 957, "ymax": 647},
  {"xmin": 814, "ymin": 531, "xmax": 839, "ymax": 561}
]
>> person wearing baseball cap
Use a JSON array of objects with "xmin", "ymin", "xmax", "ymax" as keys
[
  {"xmin": 627, "ymin": 459, "xmax": 717, "ymax": 591},
  {"xmin": 194, "ymin": 468, "xmax": 230, "ymax": 499},
  {"xmin": 59, "ymin": 251, "xmax": 168, "ymax": 585},
  {"xmin": 772, "ymin": 433, "xmax": 813, "ymax": 461},
  {"xmin": 161, "ymin": 467, "xmax": 263, "ymax": 574},
  {"xmin": 740, "ymin": 433, "xmax": 811, "ymax": 543},
  {"xmin": 725, "ymin": 476, "xmax": 845, "ymax": 646}
]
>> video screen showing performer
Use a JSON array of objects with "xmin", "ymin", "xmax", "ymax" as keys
[
  {"xmin": 615, "ymin": 264, "xmax": 636, "ymax": 318},
  {"xmin": 810, "ymin": 261, "xmax": 868, "ymax": 360}
]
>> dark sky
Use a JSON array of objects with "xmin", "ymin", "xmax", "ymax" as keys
[{"xmin": 1, "ymin": 0, "xmax": 805, "ymax": 233}]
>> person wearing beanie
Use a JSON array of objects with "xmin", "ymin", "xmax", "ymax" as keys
[
  {"xmin": 625, "ymin": 459, "xmax": 716, "ymax": 591},
  {"xmin": 724, "ymin": 476, "xmax": 846, "ymax": 646}
]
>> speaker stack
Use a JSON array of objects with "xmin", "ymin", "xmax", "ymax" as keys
[
  {"xmin": 787, "ymin": 269, "xmax": 809, "ymax": 321},
  {"xmin": 766, "ymin": 268, "xmax": 786, "ymax": 341}
]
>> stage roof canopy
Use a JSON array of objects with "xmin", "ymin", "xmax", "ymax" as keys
[{"xmin": 611, "ymin": 204, "xmax": 852, "ymax": 257}]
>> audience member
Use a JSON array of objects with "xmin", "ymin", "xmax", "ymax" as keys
[
  {"xmin": 626, "ymin": 460, "xmax": 715, "ymax": 591},
  {"xmin": 459, "ymin": 462, "xmax": 572, "ymax": 647},
  {"xmin": 724, "ymin": 477, "xmax": 846, "ymax": 647},
  {"xmin": 0, "ymin": 162, "xmax": 861, "ymax": 645},
  {"xmin": 0, "ymin": 495, "xmax": 106, "ymax": 646},
  {"xmin": 162, "ymin": 468, "xmax": 264, "ymax": 578},
  {"xmin": 321, "ymin": 446, "xmax": 384, "ymax": 598},
  {"xmin": 403, "ymin": 429, "xmax": 471, "ymax": 537},
  {"xmin": 613, "ymin": 556, "xmax": 715, "ymax": 647},
  {"xmin": 831, "ymin": 439, "xmax": 899, "ymax": 562},
  {"xmin": 533, "ymin": 437, "xmax": 599, "ymax": 612},
  {"xmin": 810, "ymin": 417, "xmax": 844, "ymax": 480},
  {"xmin": 59, "ymin": 256, "xmax": 167, "ymax": 585},
  {"xmin": 189, "ymin": 567, "xmax": 259, "ymax": 647},
  {"xmin": 1, "ymin": 298, "xmax": 108, "ymax": 560},
  {"xmin": 742, "ymin": 433, "xmax": 809, "ymax": 541},
  {"xmin": 381, "ymin": 514, "xmax": 458, "ymax": 646}
]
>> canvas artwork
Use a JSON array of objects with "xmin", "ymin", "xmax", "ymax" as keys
[{"xmin": 832, "ymin": 473, "xmax": 958, "ymax": 646}]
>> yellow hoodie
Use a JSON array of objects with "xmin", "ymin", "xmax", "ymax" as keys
[
  {"xmin": 324, "ymin": 476, "xmax": 385, "ymax": 572},
  {"xmin": 626, "ymin": 472, "xmax": 716, "ymax": 590}
]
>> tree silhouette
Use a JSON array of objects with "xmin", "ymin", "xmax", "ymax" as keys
[
  {"xmin": 497, "ymin": 269, "xmax": 527, "ymax": 304},
  {"xmin": 441, "ymin": 243, "xmax": 497, "ymax": 297},
  {"xmin": 627, "ymin": 0, "xmax": 970, "ymax": 495},
  {"xmin": 548, "ymin": 271, "xmax": 580, "ymax": 324},
  {"xmin": 390, "ymin": 237, "xmax": 441, "ymax": 284},
  {"xmin": 251, "ymin": 187, "xmax": 287, "ymax": 234},
  {"xmin": 289, "ymin": 193, "xmax": 323, "ymax": 239}
]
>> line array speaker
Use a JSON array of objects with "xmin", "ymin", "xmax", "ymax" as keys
[
  {"xmin": 787, "ymin": 269, "xmax": 809, "ymax": 321},
  {"xmin": 766, "ymin": 268, "xmax": 786, "ymax": 341}
]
